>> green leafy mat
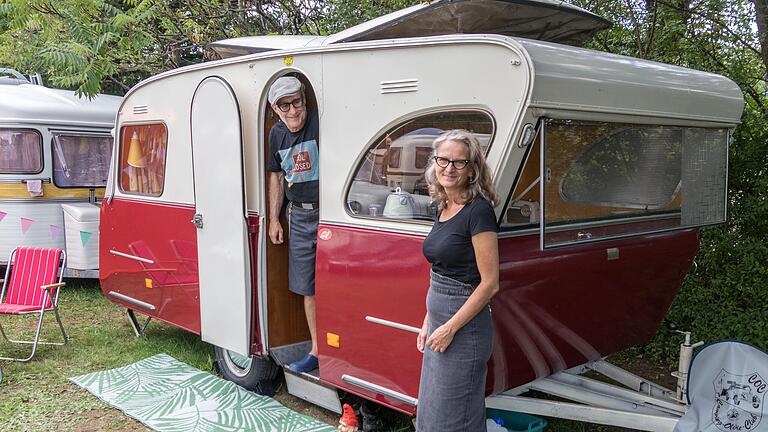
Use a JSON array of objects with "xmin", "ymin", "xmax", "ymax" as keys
[{"xmin": 69, "ymin": 353, "xmax": 336, "ymax": 432}]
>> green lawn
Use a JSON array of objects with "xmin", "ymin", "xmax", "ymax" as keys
[{"xmin": 0, "ymin": 279, "xmax": 674, "ymax": 432}]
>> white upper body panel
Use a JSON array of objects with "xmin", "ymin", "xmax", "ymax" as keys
[
  {"xmin": 114, "ymin": 33, "xmax": 744, "ymax": 223},
  {"xmin": 517, "ymin": 38, "xmax": 744, "ymax": 125},
  {"xmin": 0, "ymin": 83, "xmax": 121, "ymax": 128}
]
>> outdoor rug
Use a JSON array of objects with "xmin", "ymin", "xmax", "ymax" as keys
[{"xmin": 69, "ymin": 353, "xmax": 336, "ymax": 432}]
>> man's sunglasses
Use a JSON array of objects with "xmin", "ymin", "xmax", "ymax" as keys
[
  {"xmin": 276, "ymin": 97, "xmax": 305, "ymax": 112},
  {"xmin": 433, "ymin": 156, "xmax": 471, "ymax": 170}
]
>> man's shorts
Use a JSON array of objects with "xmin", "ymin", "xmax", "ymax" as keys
[{"xmin": 287, "ymin": 203, "xmax": 319, "ymax": 296}]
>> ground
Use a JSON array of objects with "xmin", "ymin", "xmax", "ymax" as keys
[{"xmin": 0, "ymin": 279, "xmax": 681, "ymax": 432}]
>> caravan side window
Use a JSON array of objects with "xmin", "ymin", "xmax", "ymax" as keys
[
  {"xmin": 346, "ymin": 111, "xmax": 494, "ymax": 222},
  {"xmin": 0, "ymin": 129, "xmax": 43, "ymax": 174},
  {"xmin": 539, "ymin": 119, "xmax": 728, "ymax": 247},
  {"xmin": 501, "ymin": 119, "xmax": 729, "ymax": 245},
  {"xmin": 118, "ymin": 123, "xmax": 168, "ymax": 196},
  {"xmin": 52, "ymin": 133, "xmax": 113, "ymax": 188}
]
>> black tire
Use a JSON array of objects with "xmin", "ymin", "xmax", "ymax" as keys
[{"xmin": 214, "ymin": 346, "xmax": 279, "ymax": 395}]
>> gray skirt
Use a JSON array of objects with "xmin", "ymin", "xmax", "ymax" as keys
[{"xmin": 416, "ymin": 270, "xmax": 493, "ymax": 432}]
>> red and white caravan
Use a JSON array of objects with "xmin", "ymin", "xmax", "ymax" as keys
[{"xmin": 99, "ymin": 1, "xmax": 744, "ymax": 430}]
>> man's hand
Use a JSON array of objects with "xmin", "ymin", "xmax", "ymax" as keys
[
  {"xmin": 426, "ymin": 323, "xmax": 456, "ymax": 353},
  {"xmin": 269, "ymin": 219, "xmax": 284, "ymax": 244}
]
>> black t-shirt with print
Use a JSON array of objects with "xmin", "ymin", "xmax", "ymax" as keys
[
  {"xmin": 267, "ymin": 110, "xmax": 319, "ymax": 203},
  {"xmin": 422, "ymin": 197, "xmax": 497, "ymax": 285}
]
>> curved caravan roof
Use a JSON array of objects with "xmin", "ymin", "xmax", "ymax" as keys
[
  {"xmin": 0, "ymin": 83, "xmax": 122, "ymax": 128},
  {"xmin": 516, "ymin": 38, "xmax": 744, "ymax": 125}
]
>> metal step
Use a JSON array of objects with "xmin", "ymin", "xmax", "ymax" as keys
[
  {"xmin": 270, "ymin": 340, "xmax": 312, "ymax": 367},
  {"xmin": 284, "ymin": 368, "xmax": 342, "ymax": 414}
]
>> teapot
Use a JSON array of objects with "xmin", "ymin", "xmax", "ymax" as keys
[{"xmin": 383, "ymin": 187, "xmax": 415, "ymax": 219}]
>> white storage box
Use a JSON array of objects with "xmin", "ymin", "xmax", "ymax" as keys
[{"xmin": 61, "ymin": 203, "xmax": 100, "ymax": 270}]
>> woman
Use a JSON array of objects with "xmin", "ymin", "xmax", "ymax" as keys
[{"xmin": 416, "ymin": 129, "xmax": 500, "ymax": 432}]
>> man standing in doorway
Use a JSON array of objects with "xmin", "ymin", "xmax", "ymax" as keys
[{"xmin": 267, "ymin": 76, "xmax": 320, "ymax": 373}]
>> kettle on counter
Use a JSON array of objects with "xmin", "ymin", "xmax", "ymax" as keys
[{"xmin": 383, "ymin": 187, "xmax": 415, "ymax": 219}]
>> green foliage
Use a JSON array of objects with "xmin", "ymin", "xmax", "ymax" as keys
[{"xmin": 0, "ymin": 0, "xmax": 422, "ymax": 97}]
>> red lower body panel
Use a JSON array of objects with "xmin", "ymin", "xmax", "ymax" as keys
[{"xmin": 316, "ymin": 224, "xmax": 698, "ymax": 413}]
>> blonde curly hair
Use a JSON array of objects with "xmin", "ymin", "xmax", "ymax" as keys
[{"xmin": 424, "ymin": 129, "xmax": 499, "ymax": 209}]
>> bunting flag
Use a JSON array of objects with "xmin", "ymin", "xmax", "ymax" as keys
[
  {"xmin": 20, "ymin": 217, "xmax": 34, "ymax": 234},
  {"xmin": 80, "ymin": 230, "xmax": 93, "ymax": 247},
  {"xmin": 50, "ymin": 224, "xmax": 62, "ymax": 241},
  {"xmin": 0, "ymin": 211, "xmax": 6, "ymax": 222}
]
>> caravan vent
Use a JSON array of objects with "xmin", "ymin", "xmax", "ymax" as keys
[
  {"xmin": 380, "ymin": 79, "xmax": 418, "ymax": 94},
  {"xmin": 132, "ymin": 105, "xmax": 149, "ymax": 115}
]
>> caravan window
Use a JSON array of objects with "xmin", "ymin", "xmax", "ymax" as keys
[
  {"xmin": 346, "ymin": 111, "xmax": 494, "ymax": 222},
  {"xmin": 0, "ymin": 129, "xmax": 42, "ymax": 174},
  {"xmin": 52, "ymin": 133, "xmax": 112, "ymax": 188},
  {"xmin": 540, "ymin": 119, "xmax": 728, "ymax": 247},
  {"xmin": 118, "ymin": 123, "xmax": 168, "ymax": 197}
]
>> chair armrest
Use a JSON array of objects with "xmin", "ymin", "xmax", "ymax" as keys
[{"xmin": 40, "ymin": 282, "xmax": 66, "ymax": 290}]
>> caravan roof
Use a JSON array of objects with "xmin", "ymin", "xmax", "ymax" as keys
[{"xmin": 0, "ymin": 82, "xmax": 121, "ymax": 128}]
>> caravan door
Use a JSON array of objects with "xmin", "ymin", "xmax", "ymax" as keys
[{"xmin": 190, "ymin": 76, "xmax": 251, "ymax": 355}]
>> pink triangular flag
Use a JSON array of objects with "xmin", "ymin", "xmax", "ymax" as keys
[
  {"xmin": 50, "ymin": 224, "xmax": 62, "ymax": 241},
  {"xmin": 0, "ymin": 211, "xmax": 6, "ymax": 222},
  {"xmin": 20, "ymin": 217, "xmax": 34, "ymax": 234}
]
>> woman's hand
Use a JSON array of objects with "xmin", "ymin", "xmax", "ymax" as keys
[
  {"xmin": 426, "ymin": 323, "xmax": 456, "ymax": 353},
  {"xmin": 416, "ymin": 316, "xmax": 428, "ymax": 353}
]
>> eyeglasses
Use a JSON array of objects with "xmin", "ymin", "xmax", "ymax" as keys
[
  {"xmin": 276, "ymin": 97, "xmax": 305, "ymax": 112},
  {"xmin": 433, "ymin": 156, "xmax": 470, "ymax": 170}
]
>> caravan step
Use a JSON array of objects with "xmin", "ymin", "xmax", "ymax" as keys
[{"xmin": 284, "ymin": 368, "xmax": 342, "ymax": 414}]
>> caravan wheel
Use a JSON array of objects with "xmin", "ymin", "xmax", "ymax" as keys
[{"xmin": 215, "ymin": 346, "xmax": 279, "ymax": 395}]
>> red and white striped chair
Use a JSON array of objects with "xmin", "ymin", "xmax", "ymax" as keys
[{"xmin": 0, "ymin": 247, "xmax": 67, "ymax": 362}]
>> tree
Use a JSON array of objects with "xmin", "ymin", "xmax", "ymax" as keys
[{"xmin": 0, "ymin": 0, "xmax": 420, "ymax": 96}]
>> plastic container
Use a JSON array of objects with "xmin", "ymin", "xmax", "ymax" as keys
[
  {"xmin": 486, "ymin": 408, "xmax": 548, "ymax": 432},
  {"xmin": 61, "ymin": 203, "xmax": 100, "ymax": 270}
]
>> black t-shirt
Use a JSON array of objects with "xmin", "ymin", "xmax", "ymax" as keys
[
  {"xmin": 267, "ymin": 110, "xmax": 319, "ymax": 203},
  {"xmin": 422, "ymin": 197, "xmax": 497, "ymax": 285}
]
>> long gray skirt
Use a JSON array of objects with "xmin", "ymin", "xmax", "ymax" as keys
[{"xmin": 416, "ymin": 270, "xmax": 493, "ymax": 432}]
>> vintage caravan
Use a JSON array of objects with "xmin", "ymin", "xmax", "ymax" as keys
[
  {"xmin": 0, "ymin": 68, "xmax": 121, "ymax": 277},
  {"xmin": 99, "ymin": 0, "xmax": 743, "ymax": 429}
]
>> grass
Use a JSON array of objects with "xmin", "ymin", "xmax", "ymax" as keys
[{"xmin": 0, "ymin": 279, "xmax": 676, "ymax": 432}]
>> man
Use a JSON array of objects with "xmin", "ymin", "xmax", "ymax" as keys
[{"xmin": 266, "ymin": 76, "xmax": 320, "ymax": 373}]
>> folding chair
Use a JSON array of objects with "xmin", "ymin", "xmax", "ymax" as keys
[{"xmin": 0, "ymin": 247, "xmax": 67, "ymax": 362}]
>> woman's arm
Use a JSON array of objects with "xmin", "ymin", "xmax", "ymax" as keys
[{"xmin": 426, "ymin": 231, "xmax": 499, "ymax": 353}]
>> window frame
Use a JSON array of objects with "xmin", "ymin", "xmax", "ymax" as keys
[
  {"xmin": 343, "ymin": 108, "xmax": 497, "ymax": 224},
  {"xmin": 0, "ymin": 128, "xmax": 44, "ymax": 175},
  {"xmin": 50, "ymin": 131, "xmax": 113, "ymax": 189},
  {"xmin": 538, "ymin": 118, "xmax": 730, "ymax": 249},
  {"xmin": 117, "ymin": 122, "xmax": 169, "ymax": 197}
]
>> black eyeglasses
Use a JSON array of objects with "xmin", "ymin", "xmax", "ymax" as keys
[
  {"xmin": 433, "ymin": 156, "xmax": 471, "ymax": 170},
  {"xmin": 276, "ymin": 97, "xmax": 305, "ymax": 112}
]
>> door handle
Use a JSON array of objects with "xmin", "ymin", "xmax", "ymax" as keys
[{"xmin": 192, "ymin": 213, "xmax": 204, "ymax": 229}]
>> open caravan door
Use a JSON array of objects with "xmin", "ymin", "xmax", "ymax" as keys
[{"xmin": 191, "ymin": 77, "xmax": 251, "ymax": 355}]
